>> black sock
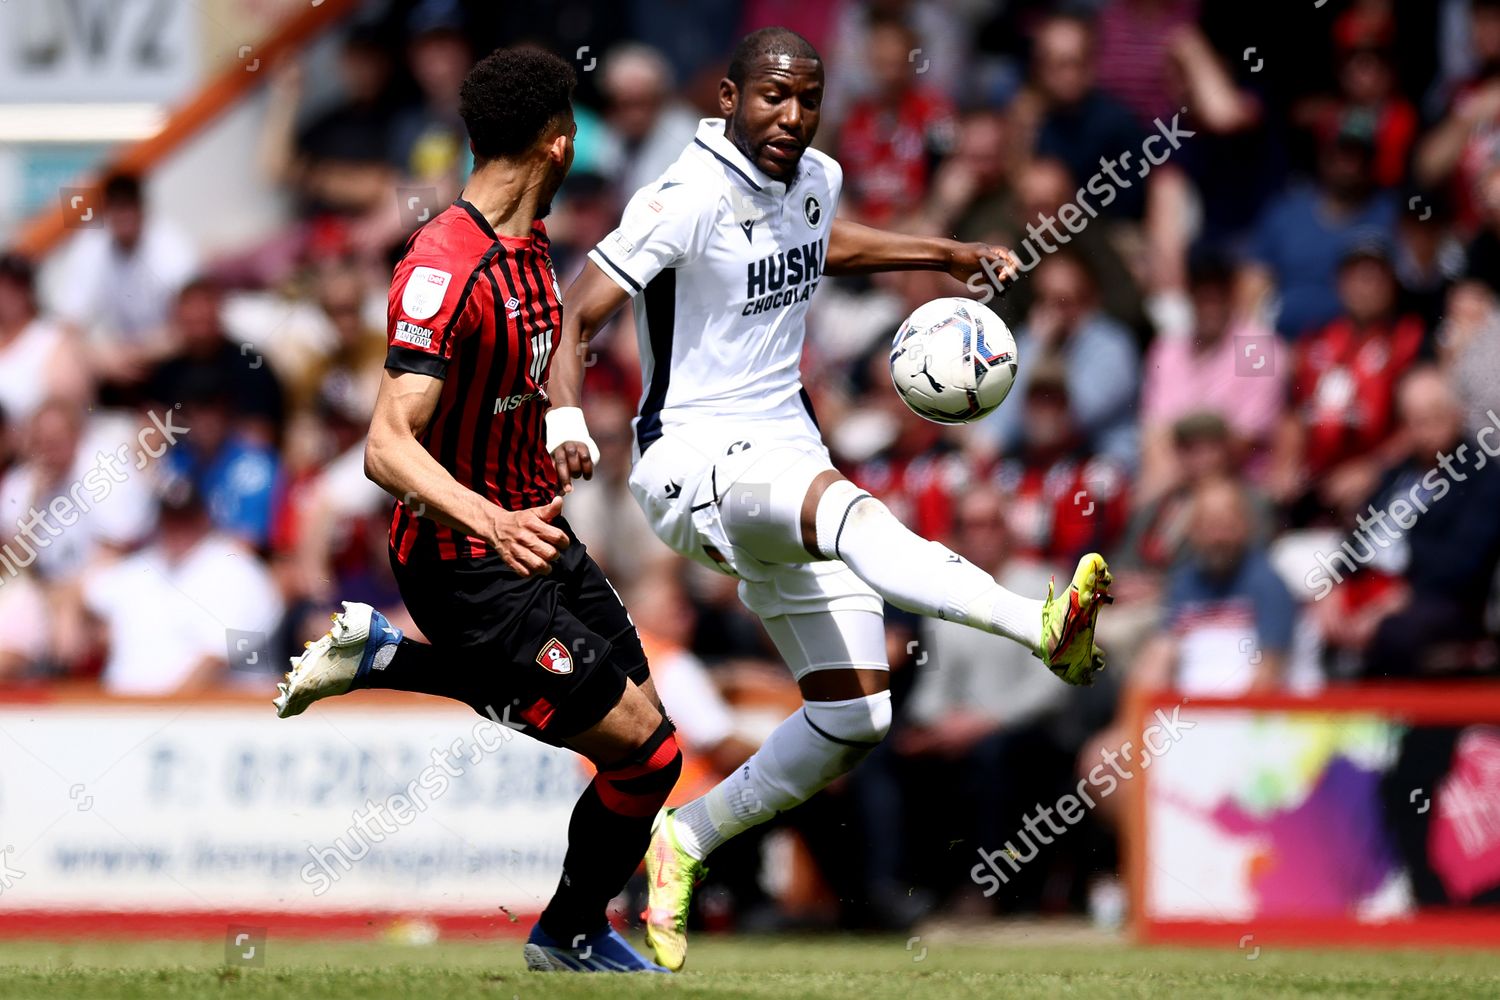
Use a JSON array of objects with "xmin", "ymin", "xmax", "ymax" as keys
[
  {"xmin": 538, "ymin": 781, "xmax": 652, "ymax": 942},
  {"xmin": 351, "ymin": 637, "xmax": 468, "ymax": 698},
  {"xmin": 539, "ymin": 722, "xmax": 683, "ymax": 942}
]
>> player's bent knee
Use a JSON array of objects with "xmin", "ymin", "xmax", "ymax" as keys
[
  {"xmin": 594, "ymin": 716, "xmax": 683, "ymax": 818},
  {"xmin": 802, "ymin": 689, "xmax": 893, "ymax": 749}
]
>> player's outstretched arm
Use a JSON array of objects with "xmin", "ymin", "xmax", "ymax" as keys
[
  {"xmin": 825, "ymin": 218, "xmax": 1022, "ymax": 288},
  {"xmin": 548, "ymin": 260, "xmax": 633, "ymax": 490},
  {"xmin": 365, "ymin": 369, "xmax": 569, "ymax": 576}
]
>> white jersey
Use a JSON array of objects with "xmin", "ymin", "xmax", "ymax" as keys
[{"xmin": 588, "ymin": 117, "xmax": 840, "ymax": 453}]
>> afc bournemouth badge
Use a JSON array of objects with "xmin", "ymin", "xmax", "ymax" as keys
[{"xmin": 536, "ymin": 638, "xmax": 574, "ymax": 675}]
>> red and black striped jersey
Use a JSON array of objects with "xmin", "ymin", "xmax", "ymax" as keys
[{"xmin": 385, "ymin": 199, "xmax": 561, "ymax": 563}]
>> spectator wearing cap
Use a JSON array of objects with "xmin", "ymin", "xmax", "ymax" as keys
[
  {"xmin": 1139, "ymin": 252, "xmax": 1285, "ymax": 499},
  {"xmin": 0, "ymin": 254, "xmax": 88, "ymax": 425},
  {"xmin": 1270, "ymin": 237, "xmax": 1428, "ymax": 522},
  {"xmin": 596, "ymin": 43, "xmax": 701, "ymax": 200},
  {"xmin": 1239, "ymin": 113, "xmax": 1400, "ymax": 340},
  {"xmin": 46, "ymin": 172, "xmax": 199, "ymax": 349},
  {"xmin": 983, "ymin": 252, "xmax": 1141, "ymax": 470},
  {"xmin": 835, "ymin": 13, "xmax": 957, "ymax": 228},
  {"xmin": 390, "ymin": 4, "xmax": 473, "ymax": 190},
  {"xmin": 144, "ymin": 278, "xmax": 285, "ymax": 446},
  {"xmin": 79, "ymin": 474, "xmax": 283, "ymax": 695}
]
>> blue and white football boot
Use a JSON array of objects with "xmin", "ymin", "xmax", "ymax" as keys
[
  {"xmin": 273, "ymin": 602, "xmax": 402, "ymax": 718},
  {"xmin": 522, "ymin": 923, "xmax": 670, "ymax": 973}
]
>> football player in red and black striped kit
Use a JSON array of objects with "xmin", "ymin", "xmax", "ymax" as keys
[{"xmin": 273, "ymin": 47, "xmax": 677, "ymax": 974}]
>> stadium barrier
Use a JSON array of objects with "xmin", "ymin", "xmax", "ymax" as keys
[
  {"xmin": 0, "ymin": 688, "xmax": 582, "ymax": 938},
  {"xmin": 1129, "ymin": 683, "xmax": 1500, "ymax": 948}
]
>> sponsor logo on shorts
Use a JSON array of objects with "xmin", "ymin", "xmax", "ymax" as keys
[
  {"xmin": 536, "ymin": 637, "xmax": 574, "ymax": 675},
  {"xmin": 394, "ymin": 320, "xmax": 434, "ymax": 349}
]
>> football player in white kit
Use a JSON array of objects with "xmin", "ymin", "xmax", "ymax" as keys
[{"xmin": 546, "ymin": 27, "xmax": 1111, "ymax": 970}]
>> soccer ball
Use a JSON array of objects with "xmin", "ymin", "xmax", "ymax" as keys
[{"xmin": 889, "ymin": 297, "xmax": 1018, "ymax": 424}]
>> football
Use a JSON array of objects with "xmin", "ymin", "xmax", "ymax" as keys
[{"xmin": 889, "ymin": 296, "xmax": 1019, "ymax": 424}]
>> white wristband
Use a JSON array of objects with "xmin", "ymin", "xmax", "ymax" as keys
[{"xmin": 544, "ymin": 406, "xmax": 600, "ymax": 463}]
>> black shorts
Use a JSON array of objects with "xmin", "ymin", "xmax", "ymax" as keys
[{"xmin": 389, "ymin": 517, "xmax": 649, "ymax": 746}]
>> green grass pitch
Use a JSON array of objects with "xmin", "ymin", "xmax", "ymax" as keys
[{"xmin": 2, "ymin": 932, "xmax": 1497, "ymax": 999}]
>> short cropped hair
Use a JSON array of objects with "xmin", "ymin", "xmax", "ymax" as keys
[
  {"xmin": 727, "ymin": 27, "xmax": 821, "ymax": 88},
  {"xmin": 101, "ymin": 172, "xmax": 143, "ymax": 208},
  {"xmin": 459, "ymin": 46, "xmax": 576, "ymax": 163}
]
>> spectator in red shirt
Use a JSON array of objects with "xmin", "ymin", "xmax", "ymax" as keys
[
  {"xmin": 848, "ymin": 390, "xmax": 971, "ymax": 544},
  {"xmin": 1294, "ymin": 40, "xmax": 1417, "ymax": 193},
  {"xmin": 990, "ymin": 362, "xmax": 1128, "ymax": 565},
  {"xmin": 1335, "ymin": 46, "xmax": 1417, "ymax": 191},
  {"xmin": 836, "ymin": 13, "xmax": 956, "ymax": 228},
  {"xmin": 1270, "ymin": 238, "xmax": 1427, "ymax": 522},
  {"xmin": 1415, "ymin": 0, "xmax": 1500, "ymax": 232}
]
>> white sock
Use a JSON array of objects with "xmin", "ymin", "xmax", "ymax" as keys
[
  {"xmin": 672, "ymin": 698, "xmax": 884, "ymax": 861},
  {"xmin": 814, "ymin": 483, "xmax": 1044, "ymax": 649}
]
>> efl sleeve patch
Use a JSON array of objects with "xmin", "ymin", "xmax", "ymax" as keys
[{"xmin": 401, "ymin": 266, "xmax": 452, "ymax": 320}]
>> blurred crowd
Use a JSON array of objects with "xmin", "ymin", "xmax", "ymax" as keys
[{"xmin": 3, "ymin": 0, "xmax": 1500, "ymax": 928}]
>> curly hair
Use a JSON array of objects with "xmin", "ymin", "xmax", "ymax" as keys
[{"xmin": 459, "ymin": 46, "xmax": 576, "ymax": 163}]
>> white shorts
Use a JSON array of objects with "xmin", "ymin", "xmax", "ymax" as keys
[{"xmin": 628, "ymin": 421, "xmax": 882, "ymax": 620}]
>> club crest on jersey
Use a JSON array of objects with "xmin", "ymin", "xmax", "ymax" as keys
[
  {"xmin": 403, "ymin": 266, "xmax": 451, "ymax": 320},
  {"xmin": 803, "ymin": 194, "xmax": 822, "ymax": 227},
  {"xmin": 536, "ymin": 638, "xmax": 573, "ymax": 675}
]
